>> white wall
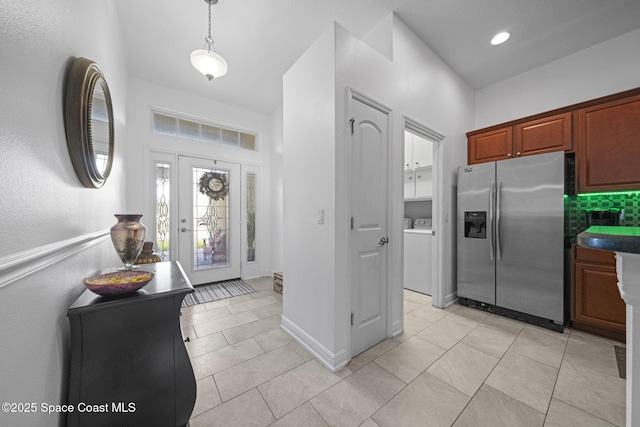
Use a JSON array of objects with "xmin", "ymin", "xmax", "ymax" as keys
[
  {"xmin": 0, "ymin": 1, "xmax": 127, "ymax": 425},
  {"xmin": 334, "ymin": 23, "xmax": 397, "ymax": 363},
  {"xmin": 124, "ymin": 77, "xmax": 278, "ymax": 278},
  {"xmin": 388, "ymin": 15, "xmax": 474, "ymax": 307},
  {"xmin": 282, "ymin": 15, "xmax": 474, "ymax": 370},
  {"xmin": 475, "ymin": 28, "xmax": 640, "ymax": 129},
  {"xmin": 269, "ymin": 106, "xmax": 285, "ymax": 273},
  {"xmin": 282, "ymin": 25, "xmax": 338, "ymax": 356}
]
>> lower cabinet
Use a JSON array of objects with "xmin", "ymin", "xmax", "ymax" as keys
[{"xmin": 572, "ymin": 245, "xmax": 626, "ymax": 342}]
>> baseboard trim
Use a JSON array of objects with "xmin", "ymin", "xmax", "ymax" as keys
[
  {"xmin": 0, "ymin": 229, "xmax": 110, "ymax": 290},
  {"xmin": 444, "ymin": 291, "xmax": 458, "ymax": 308},
  {"xmin": 281, "ymin": 316, "xmax": 349, "ymax": 373},
  {"xmin": 391, "ymin": 319, "xmax": 403, "ymax": 338}
]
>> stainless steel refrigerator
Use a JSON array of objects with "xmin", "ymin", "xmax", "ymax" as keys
[{"xmin": 456, "ymin": 151, "xmax": 565, "ymax": 329}]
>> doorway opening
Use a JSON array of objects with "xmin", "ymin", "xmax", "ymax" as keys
[{"xmin": 402, "ymin": 117, "xmax": 445, "ymax": 307}]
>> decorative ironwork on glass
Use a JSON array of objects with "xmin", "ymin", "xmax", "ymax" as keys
[
  {"xmin": 194, "ymin": 167, "xmax": 230, "ymax": 269},
  {"xmin": 156, "ymin": 163, "xmax": 170, "ymax": 261},
  {"xmin": 246, "ymin": 173, "xmax": 256, "ymax": 262}
]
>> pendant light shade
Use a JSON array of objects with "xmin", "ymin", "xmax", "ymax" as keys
[
  {"xmin": 191, "ymin": 0, "xmax": 227, "ymax": 81},
  {"xmin": 191, "ymin": 49, "xmax": 228, "ymax": 81}
]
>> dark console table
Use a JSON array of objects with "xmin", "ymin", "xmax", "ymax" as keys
[{"xmin": 67, "ymin": 261, "xmax": 196, "ymax": 427}]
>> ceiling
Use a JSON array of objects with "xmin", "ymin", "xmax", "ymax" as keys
[{"xmin": 114, "ymin": 0, "xmax": 640, "ymax": 115}]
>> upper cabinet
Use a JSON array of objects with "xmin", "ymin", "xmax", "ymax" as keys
[
  {"xmin": 404, "ymin": 131, "xmax": 433, "ymax": 171},
  {"xmin": 467, "ymin": 88, "xmax": 640, "ymax": 194},
  {"xmin": 404, "ymin": 131, "xmax": 433, "ymax": 200},
  {"xmin": 515, "ymin": 112, "xmax": 572, "ymax": 157},
  {"xmin": 577, "ymin": 94, "xmax": 640, "ymax": 192},
  {"xmin": 468, "ymin": 113, "xmax": 571, "ymax": 165},
  {"xmin": 468, "ymin": 127, "xmax": 513, "ymax": 164}
]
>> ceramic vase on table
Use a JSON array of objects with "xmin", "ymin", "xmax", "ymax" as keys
[{"xmin": 110, "ymin": 214, "xmax": 147, "ymax": 270}]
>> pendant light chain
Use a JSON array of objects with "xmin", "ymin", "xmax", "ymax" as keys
[
  {"xmin": 207, "ymin": 1, "xmax": 212, "ymax": 50},
  {"xmin": 204, "ymin": 0, "xmax": 218, "ymax": 53},
  {"xmin": 191, "ymin": 0, "xmax": 227, "ymax": 80}
]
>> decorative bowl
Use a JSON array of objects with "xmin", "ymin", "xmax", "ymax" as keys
[{"xmin": 83, "ymin": 271, "xmax": 154, "ymax": 297}]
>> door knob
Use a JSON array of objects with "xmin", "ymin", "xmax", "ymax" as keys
[
  {"xmin": 378, "ymin": 237, "xmax": 389, "ymax": 246},
  {"xmin": 181, "ymin": 227, "xmax": 189, "ymax": 232}
]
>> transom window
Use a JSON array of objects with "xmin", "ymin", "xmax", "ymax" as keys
[{"xmin": 152, "ymin": 110, "xmax": 257, "ymax": 151}]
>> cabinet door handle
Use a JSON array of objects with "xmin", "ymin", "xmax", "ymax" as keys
[{"xmin": 517, "ymin": 151, "xmax": 521, "ymax": 156}]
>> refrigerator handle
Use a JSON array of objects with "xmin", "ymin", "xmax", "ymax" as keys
[
  {"xmin": 496, "ymin": 180, "xmax": 502, "ymax": 260},
  {"xmin": 489, "ymin": 181, "xmax": 495, "ymax": 260}
]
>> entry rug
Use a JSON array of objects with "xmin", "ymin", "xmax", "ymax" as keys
[
  {"xmin": 181, "ymin": 279, "xmax": 255, "ymax": 308},
  {"xmin": 614, "ymin": 345, "xmax": 626, "ymax": 379}
]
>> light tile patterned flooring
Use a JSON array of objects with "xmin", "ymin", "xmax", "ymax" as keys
[{"xmin": 181, "ymin": 277, "xmax": 626, "ymax": 426}]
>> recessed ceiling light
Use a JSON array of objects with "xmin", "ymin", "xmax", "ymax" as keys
[{"xmin": 491, "ymin": 32, "xmax": 510, "ymax": 46}]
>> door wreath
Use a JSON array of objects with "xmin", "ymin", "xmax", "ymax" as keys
[{"xmin": 199, "ymin": 171, "xmax": 229, "ymax": 201}]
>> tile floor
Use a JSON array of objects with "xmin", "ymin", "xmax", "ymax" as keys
[{"xmin": 181, "ymin": 277, "xmax": 626, "ymax": 427}]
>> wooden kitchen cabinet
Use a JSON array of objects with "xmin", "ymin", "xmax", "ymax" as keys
[
  {"xmin": 514, "ymin": 112, "xmax": 572, "ymax": 157},
  {"xmin": 577, "ymin": 94, "xmax": 640, "ymax": 192},
  {"xmin": 467, "ymin": 127, "xmax": 513, "ymax": 164},
  {"xmin": 572, "ymin": 245, "xmax": 625, "ymax": 342},
  {"xmin": 468, "ymin": 113, "xmax": 571, "ymax": 165},
  {"xmin": 468, "ymin": 88, "xmax": 640, "ymax": 168}
]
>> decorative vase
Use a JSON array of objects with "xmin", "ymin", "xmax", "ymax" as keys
[
  {"xmin": 134, "ymin": 241, "xmax": 162, "ymax": 265},
  {"xmin": 110, "ymin": 214, "xmax": 147, "ymax": 270}
]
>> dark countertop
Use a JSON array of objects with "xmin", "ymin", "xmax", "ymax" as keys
[{"xmin": 577, "ymin": 226, "xmax": 640, "ymax": 254}]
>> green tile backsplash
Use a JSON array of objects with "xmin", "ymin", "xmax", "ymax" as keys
[
  {"xmin": 564, "ymin": 155, "xmax": 640, "ymax": 247},
  {"xmin": 564, "ymin": 154, "xmax": 640, "ymax": 245},
  {"xmin": 565, "ymin": 193, "xmax": 640, "ymax": 244}
]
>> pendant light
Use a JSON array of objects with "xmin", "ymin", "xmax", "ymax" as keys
[{"xmin": 191, "ymin": 0, "xmax": 228, "ymax": 81}]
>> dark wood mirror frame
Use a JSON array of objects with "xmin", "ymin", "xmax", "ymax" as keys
[{"xmin": 64, "ymin": 57, "xmax": 114, "ymax": 188}]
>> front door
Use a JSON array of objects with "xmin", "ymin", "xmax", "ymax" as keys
[
  {"xmin": 350, "ymin": 96, "xmax": 389, "ymax": 357},
  {"xmin": 178, "ymin": 156, "xmax": 241, "ymax": 285}
]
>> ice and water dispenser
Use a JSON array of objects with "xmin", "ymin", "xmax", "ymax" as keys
[{"xmin": 464, "ymin": 211, "xmax": 486, "ymax": 239}]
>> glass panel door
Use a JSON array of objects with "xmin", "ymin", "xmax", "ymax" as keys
[{"xmin": 178, "ymin": 156, "xmax": 240, "ymax": 285}]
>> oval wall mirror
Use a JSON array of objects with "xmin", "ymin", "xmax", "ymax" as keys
[{"xmin": 64, "ymin": 57, "xmax": 114, "ymax": 188}]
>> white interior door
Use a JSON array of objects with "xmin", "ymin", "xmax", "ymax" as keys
[
  {"xmin": 350, "ymin": 97, "xmax": 389, "ymax": 357},
  {"xmin": 178, "ymin": 156, "xmax": 241, "ymax": 285}
]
